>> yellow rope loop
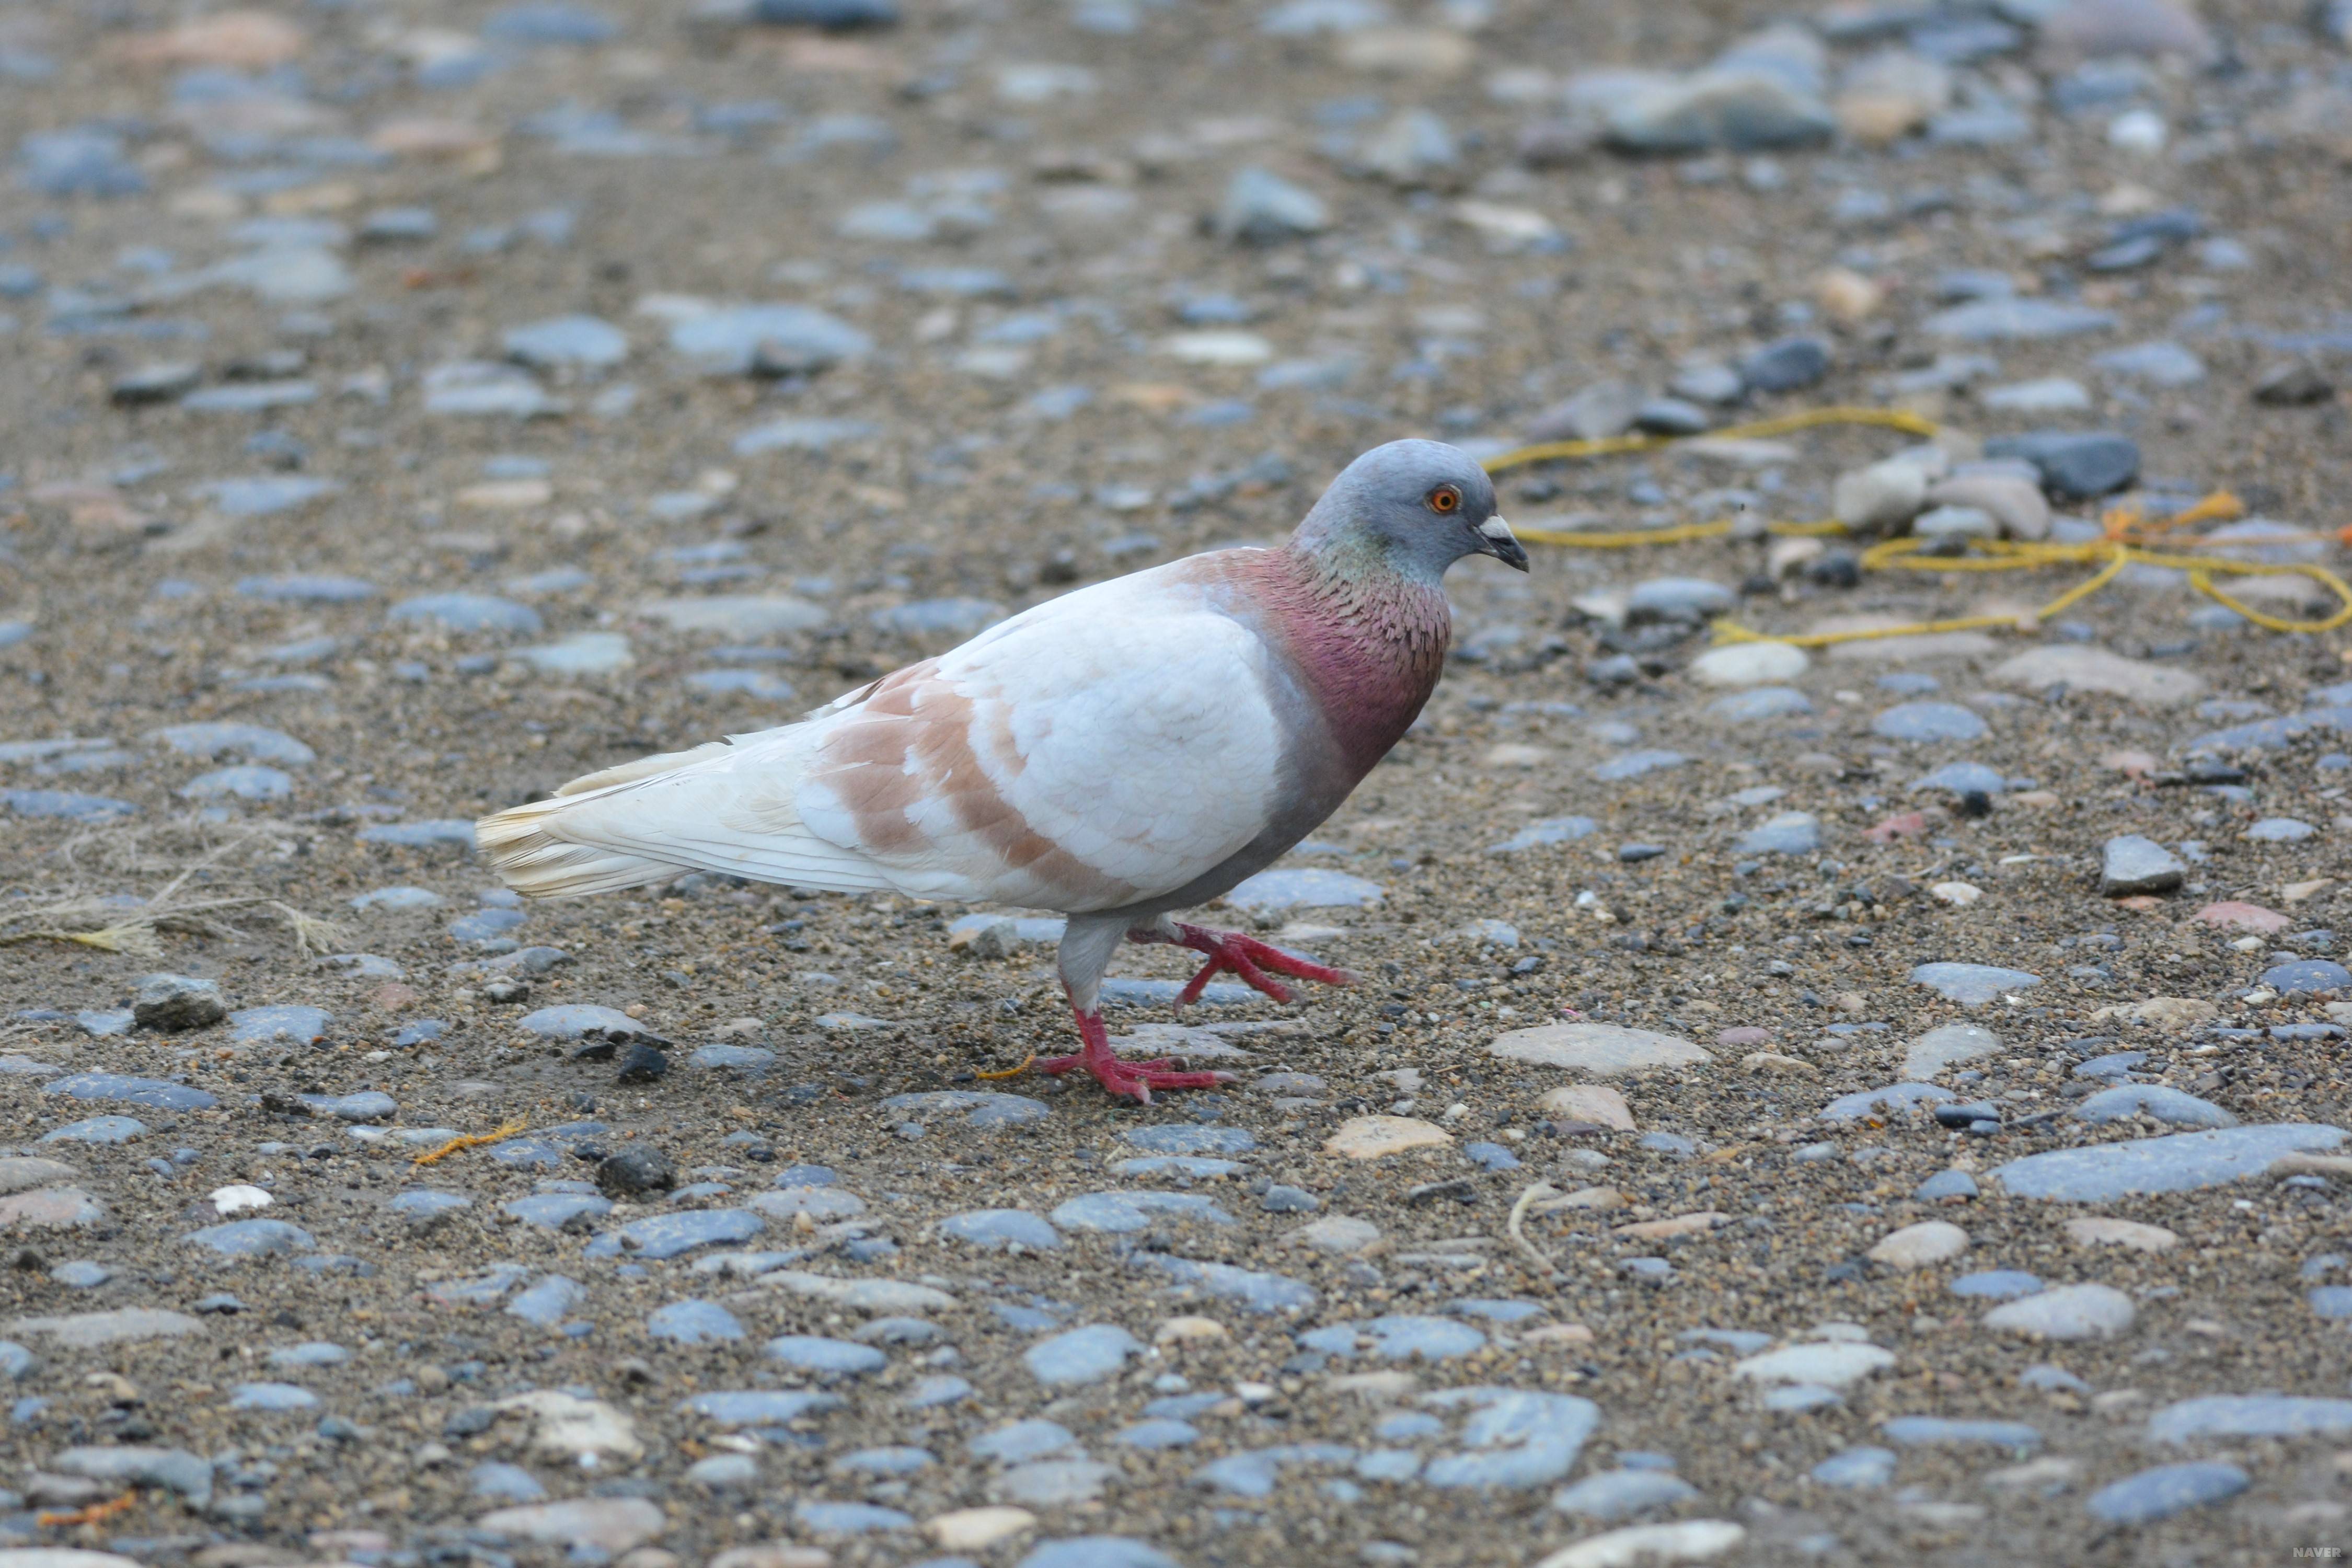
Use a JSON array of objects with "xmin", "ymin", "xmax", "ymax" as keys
[
  {"xmin": 1474, "ymin": 399, "xmax": 2342, "ymax": 650},
  {"xmin": 2186, "ymin": 563, "xmax": 2352, "ymax": 635},
  {"xmin": 410, "ymin": 1117, "xmax": 528, "ymax": 1167}
]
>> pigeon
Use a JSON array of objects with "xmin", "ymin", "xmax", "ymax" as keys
[{"xmin": 477, "ymin": 439, "xmax": 1525, "ymax": 1101}]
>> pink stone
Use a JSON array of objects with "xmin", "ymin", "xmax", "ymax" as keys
[
  {"xmin": 1715, "ymin": 1025, "xmax": 1773, "ymax": 1048},
  {"xmin": 1864, "ymin": 812, "xmax": 1928, "ymax": 843},
  {"xmin": 0, "ymin": 1187, "xmax": 108, "ymax": 1229},
  {"xmin": 2192, "ymin": 901, "xmax": 2291, "ymax": 934}
]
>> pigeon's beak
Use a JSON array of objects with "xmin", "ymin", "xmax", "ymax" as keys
[{"xmin": 1477, "ymin": 515, "xmax": 1529, "ymax": 572}]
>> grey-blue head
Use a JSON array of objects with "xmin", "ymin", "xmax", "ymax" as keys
[{"xmin": 1291, "ymin": 439, "xmax": 1526, "ymax": 583}]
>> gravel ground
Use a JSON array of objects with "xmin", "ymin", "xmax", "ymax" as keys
[{"xmin": 5, "ymin": 0, "xmax": 2352, "ymax": 1564}]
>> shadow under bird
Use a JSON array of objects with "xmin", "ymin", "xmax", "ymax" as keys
[{"xmin": 476, "ymin": 439, "xmax": 1526, "ymax": 1102}]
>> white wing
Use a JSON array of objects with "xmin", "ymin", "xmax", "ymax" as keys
[{"xmin": 477, "ymin": 563, "xmax": 1287, "ymax": 910}]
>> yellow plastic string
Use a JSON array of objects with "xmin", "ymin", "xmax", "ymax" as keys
[
  {"xmin": 974, "ymin": 1052, "xmax": 1036, "ymax": 1080},
  {"xmin": 410, "ymin": 1117, "xmax": 528, "ymax": 1167},
  {"xmin": 1480, "ymin": 409, "xmax": 2352, "ymax": 642}
]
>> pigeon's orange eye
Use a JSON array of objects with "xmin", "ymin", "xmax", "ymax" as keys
[{"xmin": 1429, "ymin": 485, "xmax": 1461, "ymax": 514}]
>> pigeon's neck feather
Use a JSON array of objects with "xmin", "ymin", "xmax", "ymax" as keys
[{"xmin": 1216, "ymin": 545, "xmax": 1449, "ymax": 774}]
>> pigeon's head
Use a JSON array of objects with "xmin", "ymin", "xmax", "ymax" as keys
[{"xmin": 1298, "ymin": 439, "xmax": 1526, "ymax": 582}]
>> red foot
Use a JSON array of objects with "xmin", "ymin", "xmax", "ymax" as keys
[
  {"xmin": 1034, "ymin": 993, "xmax": 1235, "ymax": 1105},
  {"xmin": 1135, "ymin": 921, "xmax": 1356, "ymax": 1010}
]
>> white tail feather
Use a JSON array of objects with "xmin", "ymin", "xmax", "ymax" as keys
[{"xmin": 475, "ymin": 727, "xmax": 896, "ymax": 900}]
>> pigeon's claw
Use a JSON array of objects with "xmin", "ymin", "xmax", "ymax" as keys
[
  {"xmin": 1042, "ymin": 989, "xmax": 1237, "ymax": 1104},
  {"xmin": 1155, "ymin": 923, "xmax": 1356, "ymax": 1011}
]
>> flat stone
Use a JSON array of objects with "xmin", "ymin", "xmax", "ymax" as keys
[
  {"xmin": 2073, "ymin": 1085, "xmax": 2235, "ymax": 1129},
  {"xmin": 668, "ymin": 304, "xmax": 872, "ymax": 375},
  {"xmin": 1490, "ymin": 1023, "xmax": 1709, "ymax": 1076},
  {"xmin": 1324, "ymin": 1116, "xmax": 1450, "ymax": 1159},
  {"xmin": 1989, "ymin": 1125, "xmax": 2345, "ymax": 1201},
  {"xmin": 2086, "ymin": 1461, "xmax": 2247, "ymax": 1525},
  {"xmin": 504, "ymin": 314, "xmax": 629, "ymax": 368},
  {"xmin": 477, "ymin": 1498, "xmax": 666, "ymax": 1555},
  {"xmin": 1867, "ymin": 1221, "xmax": 1968, "ymax": 1269},
  {"xmin": 504, "ymin": 1193, "xmax": 612, "ymax": 1229},
  {"xmin": 941, "ymin": 1209, "xmax": 1063, "ymax": 1250},
  {"xmin": 516, "ymin": 1004, "xmax": 643, "ymax": 1039},
  {"xmin": 3, "ymin": 790, "xmax": 138, "ymax": 822},
  {"xmin": 1551, "ymin": 1468, "xmax": 1701, "ymax": 1521},
  {"xmin": 184, "ymin": 1218, "xmax": 314, "ymax": 1257},
  {"xmin": 512, "ymin": 633, "xmax": 632, "ymax": 677},
  {"xmin": 1018, "ymin": 1538, "xmax": 1180, "ymax": 1568},
  {"xmin": 2148, "ymin": 1394, "xmax": 2352, "ymax": 1444},
  {"xmin": 1916, "ymin": 1169, "xmax": 1979, "ymax": 1201},
  {"xmin": 1811, "ymin": 1446, "xmax": 1897, "ymax": 1489},
  {"xmin": 882, "ymin": 1090, "xmax": 1052, "ymax": 1130},
  {"xmin": 1819, "ymin": 1082, "xmax": 1956, "ymax": 1122},
  {"xmin": 0, "ymin": 1158, "xmax": 81, "ymax": 1195},
  {"xmin": 1910, "ymin": 963, "xmax": 2042, "ymax": 1006},
  {"xmin": 682, "ymin": 1390, "xmax": 845, "ymax": 1426},
  {"xmin": 1538, "ymin": 1085, "xmax": 1635, "ymax": 1131},
  {"xmin": 1128, "ymin": 1253, "xmax": 1317, "ymax": 1313},
  {"xmin": 1688, "ymin": 642, "xmax": 1809, "ymax": 687},
  {"xmin": 1882, "ymin": 1416, "xmax": 2040, "ymax": 1450},
  {"xmin": 639, "ymin": 596, "xmax": 827, "ymax": 637},
  {"xmin": 2193, "ymin": 901, "xmax": 2290, "ymax": 934},
  {"xmin": 358, "ymin": 820, "xmax": 480, "ymax": 848},
  {"xmin": 388, "ymin": 593, "xmax": 544, "ymax": 635},
  {"xmin": 766, "ymin": 1335, "xmax": 889, "ymax": 1376},
  {"xmin": 1025, "ymin": 1324, "xmax": 1140, "ymax": 1385},
  {"xmin": 229, "ymin": 1380, "xmax": 319, "ymax": 1411},
  {"xmin": 1225, "ymin": 869, "xmax": 1383, "ymax": 911},
  {"xmin": 1291, "ymin": 1215, "xmax": 1382, "ymax": 1254},
  {"xmin": 1530, "ymin": 1523, "xmax": 1747, "ymax": 1568},
  {"xmin": 1922, "ymin": 299, "xmax": 2117, "ymax": 341},
  {"xmin": 1992, "ymin": 645, "xmax": 2203, "ymax": 706},
  {"xmin": 1605, "ymin": 69, "xmax": 1835, "ymax": 153},
  {"xmin": 1904, "ymin": 1022, "xmax": 2000, "ymax": 1079},
  {"xmin": 648, "ymin": 1299, "xmax": 745, "ymax": 1344},
  {"xmin": 618, "ymin": 1209, "xmax": 763, "ymax": 1258},
  {"xmin": 50, "ymin": 1446, "xmax": 213, "ymax": 1506},
  {"xmin": 47, "ymin": 1071, "xmax": 216, "ymax": 1109},
  {"xmin": 1982, "ymin": 1283, "xmax": 2137, "ymax": 1340},
  {"xmin": 1420, "ymin": 1387, "xmax": 1601, "ymax": 1489},
  {"xmin": 1214, "ymin": 167, "xmax": 1331, "ymax": 242},
  {"xmin": 1593, "ymin": 749, "xmax": 1686, "ymax": 782},
  {"xmin": 1982, "ymin": 431, "xmax": 2141, "ymax": 501},
  {"xmin": 2262, "ymin": 960, "xmax": 2352, "ymax": 995},
  {"xmin": 760, "ymin": 1272, "xmax": 956, "ymax": 1313},
  {"xmin": 5, "ymin": 1307, "xmax": 200, "ymax": 1347},
  {"xmin": 1872, "ymin": 701, "xmax": 1986, "ymax": 742},
  {"xmin": 1709, "ymin": 688, "xmax": 1814, "ymax": 724},
  {"xmin": 927, "ymin": 1506, "xmax": 1037, "ymax": 1552},
  {"xmin": 1490, "ymin": 816, "xmax": 1598, "ymax": 853},
  {"xmin": 1733, "ymin": 1342, "xmax": 1895, "ymax": 1388},
  {"xmin": 1050, "ymin": 1192, "xmax": 1231, "ymax": 1233},
  {"xmin": 2064, "ymin": 1216, "xmax": 2179, "ymax": 1252},
  {"xmin": 2101, "ymin": 835, "xmax": 2185, "ymax": 896},
  {"xmin": 36, "ymin": 1123, "xmax": 147, "ymax": 1147},
  {"xmin": 0, "ymin": 1189, "xmax": 106, "ymax": 1230}
]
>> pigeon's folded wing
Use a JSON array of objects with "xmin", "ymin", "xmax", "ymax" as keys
[{"xmin": 478, "ymin": 571, "xmax": 1287, "ymax": 909}]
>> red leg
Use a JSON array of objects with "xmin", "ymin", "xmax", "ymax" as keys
[
  {"xmin": 1132, "ymin": 921, "xmax": 1356, "ymax": 1010},
  {"xmin": 1033, "ymin": 988, "xmax": 1234, "ymax": 1105}
]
